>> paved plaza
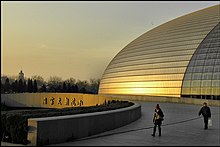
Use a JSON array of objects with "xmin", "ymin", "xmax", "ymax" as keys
[
  {"xmin": 1, "ymin": 101, "xmax": 220, "ymax": 146},
  {"xmin": 51, "ymin": 101, "xmax": 220, "ymax": 146}
]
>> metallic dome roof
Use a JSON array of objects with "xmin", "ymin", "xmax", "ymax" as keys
[{"xmin": 99, "ymin": 5, "xmax": 220, "ymax": 98}]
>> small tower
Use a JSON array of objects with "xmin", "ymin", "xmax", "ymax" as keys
[{"xmin": 18, "ymin": 70, "xmax": 25, "ymax": 82}]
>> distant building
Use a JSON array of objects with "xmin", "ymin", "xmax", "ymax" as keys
[{"xmin": 18, "ymin": 70, "xmax": 25, "ymax": 82}]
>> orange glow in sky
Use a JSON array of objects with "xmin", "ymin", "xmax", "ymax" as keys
[{"xmin": 1, "ymin": 1, "xmax": 219, "ymax": 81}]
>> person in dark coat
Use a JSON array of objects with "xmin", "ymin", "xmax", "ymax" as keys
[
  {"xmin": 199, "ymin": 102, "xmax": 211, "ymax": 130},
  {"xmin": 152, "ymin": 104, "xmax": 164, "ymax": 137}
]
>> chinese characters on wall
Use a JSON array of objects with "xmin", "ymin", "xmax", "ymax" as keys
[{"xmin": 43, "ymin": 97, "xmax": 84, "ymax": 107}]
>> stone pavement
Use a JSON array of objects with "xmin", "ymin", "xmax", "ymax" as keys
[{"xmin": 50, "ymin": 101, "xmax": 220, "ymax": 146}]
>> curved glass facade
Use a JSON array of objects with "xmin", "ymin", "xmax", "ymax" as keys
[
  {"xmin": 99, "ymin": 5, "xmax": 220, "ymax": 99},
  {"xmin": 181, "ymin": 23, "xmax": 220, "ymax": 100}
]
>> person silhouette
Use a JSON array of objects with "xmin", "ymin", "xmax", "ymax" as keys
[
  {"xmin": 152, "ymin": 104, "xmax": 164, "ymax": 137},
  {"xmin": 199, "ymin": 102, "xmax": 211, "ymax": 129}
]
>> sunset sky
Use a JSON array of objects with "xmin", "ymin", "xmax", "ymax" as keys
[{"xmin": 1, "ymin": 1, "xmax": 219, "ymax": 81}]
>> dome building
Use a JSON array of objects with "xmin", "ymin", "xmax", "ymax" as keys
[
  {"xmin": 18, "ymin": 70, "xmax": 25, "ymax": 82},
  {"xmin": 99, "ymin": 5, "xmax": 220, "ymax": 100}
]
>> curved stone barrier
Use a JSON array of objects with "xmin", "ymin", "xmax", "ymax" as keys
[{"xmin": 27, "ymin": 102, "xmax": 141, "ymax": 146}]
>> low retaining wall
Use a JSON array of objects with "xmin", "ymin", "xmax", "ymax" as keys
[
  {"xmin": 27, "ymin": 102, "xmax": 141, "ymax": 146},
  {"xmin": 1, "ymin": 93, "xmax": 118, "ymax": 108},
  {"xmin": 103, "ymin": 94, "xmax": 220, "ymax": 106}
]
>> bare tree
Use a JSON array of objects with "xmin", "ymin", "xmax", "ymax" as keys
[
  {"xmin": 47, "ymin": 76, "xmax": 63, "ymax": 92},
  {"xmin": 89, "ymin": 78, "xmax": 100, "ymax": 94},
  {"xmin": 65, "ymin": 77, "xmax": 76, "ymax": 85},
  {"xmin": 76, "ymin": 80, "xmax": 88, "ymax": 90},
  {"xmin": 31, "ymin": 75, "xmax": 45, "ymax": 87}
]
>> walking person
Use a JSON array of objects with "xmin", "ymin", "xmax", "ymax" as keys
[
  {"xmin": 152, "ymin": 104, "xmax": 164, "ymax": 137},
  {"xmin": 199, "ymin": 102, "xmax": 211, "ymax": 130}
]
